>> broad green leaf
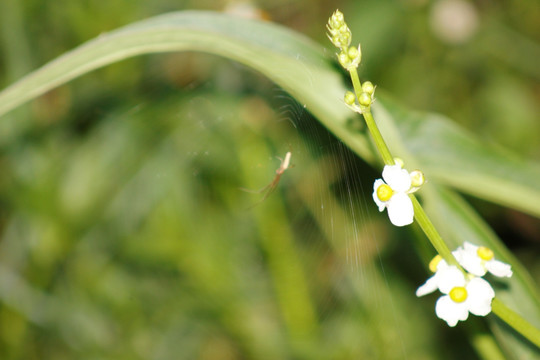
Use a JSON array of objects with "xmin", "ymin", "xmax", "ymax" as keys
[
  {"xmin": 375, "ymin": 95, "xmax": 540, "ymax": 218},
  {"xmin": 1, "ymin": 10, "xmax": 540, "ymax": 218}
]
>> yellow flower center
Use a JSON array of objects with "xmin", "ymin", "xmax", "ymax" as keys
[
  {"xmin": 449, "ymin": 286, "xmax": 468, "ymax": 303},
  {"xmin": 377, "ymin": 184, "xmax": 393, "ymax": 202},
  {"xmin": 429, "ymin": 255, "xmax": 442, "ymax": 273},
  {"xmin": 477, "ymin": 246, "xmax": 494, "ymax": 261}
]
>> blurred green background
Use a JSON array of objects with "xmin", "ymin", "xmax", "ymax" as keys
[{"xmin": 0, "ymin": 0, "xmax": 539, "ymax": 359}]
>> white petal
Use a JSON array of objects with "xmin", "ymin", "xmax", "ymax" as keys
[
  {"xmin": 416, "ymin": 275, "xmax": 439, "ymax": 297},
  {"xmin": 463, "ymin": 242, "xmax": 477, "ymax": 252},
  {"xmin": 486, "ymin": 260, "xmax": 513, "ymax": 278},
  {"xmin": 435, "ymin": 259, "xmax": 450, "ymax": 272},
  {"xmin": 437, "ymin": 266, "xmax": 465, "ymax": 294},
  {"xmin": 466, "ymin": 278, "xmax": 495, "ymax": 316},
  {"xmin": 455, "ymin": 248, "xmax": 486, "ymax": 276},
  {"xmin": 435, "ymin": 295, "xmax": 469, "ymax": 327},
  {"xmin": 372, "ymin": 179, "xmax": 387, "ymax": 212},
  {"xmin": 382, "ymin": 165, "xmax": 411, "ymax": 193},
  {"xmin": 387, "ymin": 193, "xmax": 414, "ymax": 227},
  {"xmin": 451, "ymin": 248, "xmax": 465, "ymax": 264}
]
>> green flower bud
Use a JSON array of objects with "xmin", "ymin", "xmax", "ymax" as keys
[
  {"xmin": 362, "ymin": 81, "xmax": 375, "ymax": 95},
  {"xmin": 344, "ymin": 91, "xmax": 356, "ymax": 105},
  {"xmin": 329, "ymin": 10, "xmax": 345, "ymax": 29},
  {"xmin": 338, "ymin": 52, "xmax": 350, "ymax": 68},
  {"xmin": 327, "ymin": 10, "xmax": 351, "ymax": 49},
  {"xmin": 410, "ymin": 170, "xmax": 425, "ymax": 187},
  {"xmin": 358, "ymin": 92, "xmax": 371, "ymax": 107},
  {"xmin": 348, "ymin": 46, "xmax": 359, "ymax": 59}
]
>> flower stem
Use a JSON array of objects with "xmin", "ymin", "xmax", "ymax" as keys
[
  {"xmin": 491, "ymin": 297, "xmax": 540, "ymax": 348},
  {"xmin": 410, "ymin": 195, "xmax": 459, "ymax": 268},
  {"xmin": 350, "ymin": 66, "xmax": 456, "ymax": 267},
  {"xmin": 349, "ymin": 67, "xmax": 363, "ymax": 98},
  {"xmin": 349, "ymin": 66, "xmax": 459, "ymax": 265},
  {"xmin": 362, "ymin": 110, "xmax": 395, "ymax": 166},
  {"xmin": 348, "ymin": 68, "xmax": 394, "ymax": 166}
]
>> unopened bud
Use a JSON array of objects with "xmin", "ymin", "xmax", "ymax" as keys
[
  {"xmin": 410, "ymin": 170, "xmax": 425, "ymax": 187},
  {"xmin": 362, "ymin": 81, "xmax": 374, "ymax": 95},
  {"xmin": 358, "ymin": 92, "xmax": 371, "ymax": 107},
  {"xmin": 338, "ymin": 52, "xmax": 350, "ymax": 68},
  {"xmin": 344, "ymin": 91, "xmax": 356, "ymax": 105}
]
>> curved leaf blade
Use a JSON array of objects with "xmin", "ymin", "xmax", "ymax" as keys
[{"xmin": 0, "ymin": 10, "xmax": 539, "ymax": 217}]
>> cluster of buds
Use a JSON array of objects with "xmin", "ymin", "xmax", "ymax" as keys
[
  {"xmin": 326, "ymin": 10, "xmax": 351, "ymax": 48},
  {"xmin": 344, "ymin": 81, "xmax": 376, "ymax": 113},
  {"xmin": 328, "ymin": 10, "xmax": 376, "ymax": 112},
  {"xmin": 327, "ymin": 10, "xmax": 361, "ymax": 71}
]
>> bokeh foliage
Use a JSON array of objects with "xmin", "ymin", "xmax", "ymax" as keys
[{"xmin": 0, "ymin": 1, "xmax": 539, "ymax": 359}]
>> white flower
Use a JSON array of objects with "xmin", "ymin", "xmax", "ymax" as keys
[
  {"xmin": 435, "ymin": 274, "xmax": 495, "ymax": 327},
  {"xmin": 416, "ymin": 256, "xmax": 495, "ymax": 327},
  {"xmin": 453, "ymin": 242, "xmax": 513, "ymax": 278},
  {"xmin": 372, "ymin": 164, "xmax": 414, "ymax": 227}
]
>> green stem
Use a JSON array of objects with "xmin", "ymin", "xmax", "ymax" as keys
[
  {"xmin": 348, "ymin": 68, "xmax": 394, "ymax": 165},
  {"xmin": 362, "ymin": 110, "xmax": 394, "ymax": 165},
  {"xmin": 349, "ymin": 67, "xmax": 363, "ymax": 99},
  {"xmin": 491, "ymin": 297, "xmax": 540, "ymax": 348},
  {"xmin": 350, "ymin": 65, "xmax": 456, "ymax": 264},
  {"xmin": 350, "ymin": 65, "xmax": 458, "ymax": 267},
  {"xmin": 410, "ymin": 195, "xmax": 459, "ymax": 267}
]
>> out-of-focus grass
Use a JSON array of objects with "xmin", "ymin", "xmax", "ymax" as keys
[
  {"xmin": 0, "ymin": 0, "xmax": 538, "ymax": 359},
  {"xmin": 0, "ymin": 83, "xmax": 456, "ymax": 358}
]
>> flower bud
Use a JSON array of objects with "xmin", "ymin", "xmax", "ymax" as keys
[
  {"xmin": 348, "ymin": 46, "xmax": 359, "ymax": 59},
  {"xmin": 410, "ymin": 170, "xmax": 425, "ymax": 187},
  {"xmin": 362, "ymin": 81, "xmax": 374, "ymax": 95},
  {"xmin": 358, "ymin": 92, "xmax": 372, "ymax": 107},
  {"xmin": 329, "ymin": 10, "xmax": 345, "ymax": 29},
  {"xmin": 338, "ymin": 52, "xmax": 350, "ymax": 68},
  {"xmin": 327, "ymin": 11, "xmax": 351, "ymax": 49},
  {"xmin": 344, "ymin": 91, "xmax": 356, "ymax": 105}
]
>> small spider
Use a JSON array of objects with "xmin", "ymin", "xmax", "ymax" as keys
[{"xmin": 242, "ymin": 151, "xmax": 293, "ymax": 205}]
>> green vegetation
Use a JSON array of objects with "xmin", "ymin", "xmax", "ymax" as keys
[{"xmin": 0, "ymin": 1, "xmax": 539, "ymax": 359}]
